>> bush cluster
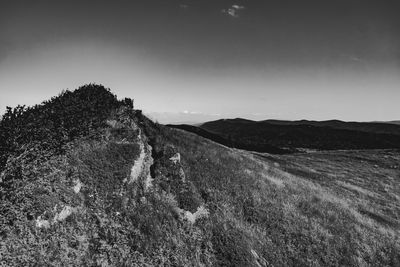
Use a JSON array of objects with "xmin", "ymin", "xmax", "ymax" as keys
[{"xmin": 0, "ymin": 84, "xmax": 131, "ymax": 173}]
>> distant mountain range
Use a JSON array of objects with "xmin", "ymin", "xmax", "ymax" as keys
[
  {"xmin": 259, "ymin": 119, "xmax": 400, "ymax": 136},
  {"xmin": 169, "ymin": 118, "xmax": 400, "ymax": 152},
  {"xmin": 387, "ymin": 120, "xmax": 400, "ymax": 125}
]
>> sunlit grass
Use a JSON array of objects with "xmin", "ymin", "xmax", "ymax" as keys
[{"xmin": 163, "ymin": 127, "xmax": 400, "ymax": 266}]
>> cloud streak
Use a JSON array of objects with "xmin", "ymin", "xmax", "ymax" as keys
[{"xmin": 222, "ymin": 4, "xmax": 245, "ymax": 18}]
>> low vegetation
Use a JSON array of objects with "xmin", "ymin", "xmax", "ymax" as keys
[{"xmin": 159, "ymin": 127, "xmax": 400, "ymax": 266}]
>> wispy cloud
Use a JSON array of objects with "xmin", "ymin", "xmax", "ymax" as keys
[
  {"xmin": 232, "ymin": 5, "xmax": 245, "ymax": 10},
  {"xmin": 222, "ymin": 4, "xmax": 245, "ymax": 18}
]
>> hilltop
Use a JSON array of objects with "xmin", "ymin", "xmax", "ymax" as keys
[{"xmin": 1, "ymin": 85, "xmax": 399, "ymax": 266}]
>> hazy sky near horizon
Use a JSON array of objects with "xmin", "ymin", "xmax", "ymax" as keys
[{"xmin": 1, "ymin": 0, "xmax": 399, "ymax": 123}]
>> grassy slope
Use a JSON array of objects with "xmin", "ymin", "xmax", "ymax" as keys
[
  {"xmin": 257, "ymin": 150, "xmax": 400, "ymax": 230},
  {"xmin": 161, "ymin": 126, "xmax": 400, "ymax": 266},
  {"xmin": 1, "ymin": 110, "xmax": 215, "ymax": 266},
  {"xmin": 0, "ymin": 109, "xmax": 141, "ymax": 265}
]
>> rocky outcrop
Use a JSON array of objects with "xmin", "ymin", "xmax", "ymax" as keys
[{"xmin": 149, "ymin": 143, "xmax": 206, "ymax": 216}]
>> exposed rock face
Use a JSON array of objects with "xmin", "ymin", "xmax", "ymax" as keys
[
  {"xmin": 106, "ymin": 108, "xmax": 155, "ymax": 204},
  {"xmin": 111, "ymin": 112, "xmax": 209, "ymax": 225},
  {"xmin": 130, "ymin": 139, "xmax": 153, "ymax": 189},
  {"xmin": 150, "ymin": 143, "xmax": 204, "ymax": 214},
  {"xmin": 73, "ymin": 179, "xmax": 82, "ymax": 193},
  {"xmin": 155, "ymin": 146, "xmax": 209, "ymax": 223},
  {"xmin": 35, "ymin": 216, "xmax": 50, "ymax": 229},
  {"xmin": 36, "ymin": 205, "xmax": 79, "ymax": 228},
  {"xmin": 53, "ymin": 205, "xmax": 78, "ymax": 223},
  {"xmin": 106, "ymin": 110, "xmax": 152, "ymax": 176},
  {"xmin": 178, "ymin": 205, "xmax": 209, "ymax": 224},
  {"xmin": 128, "ymin": 129, "xmax": 146, "ymax": 184}
]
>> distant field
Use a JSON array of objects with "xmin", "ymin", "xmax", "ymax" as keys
[{"xmin": 255, "ymin": 149, "xmax": 400, "ymax": 232}]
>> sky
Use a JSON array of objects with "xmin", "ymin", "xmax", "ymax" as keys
[{"xmin": 0, "ymin": 0, "xmax": 399, "ymax": 123}]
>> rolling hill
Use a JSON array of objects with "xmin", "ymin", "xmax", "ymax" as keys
[
  {"xmin": 262, "ymin": 119, "xmax": 400, "ymax": 136},
  {"xmin": 168, "ymin": 124, "xmax": 291, "ymax": 154},
  {"xmin": 1, "ymin": 85, "xmax": 399, "ymax": 266},
  {"xmin": 196, "ymin": 118, "xmax": 400, "ymax": 151}
]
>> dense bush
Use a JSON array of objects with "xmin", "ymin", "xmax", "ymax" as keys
[{"xmin": 0, "ymin": 84, "xmax": 129, "ymax": 173}]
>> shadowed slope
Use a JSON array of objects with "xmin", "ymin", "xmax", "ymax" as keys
[
  {"xmin": 200, "ymin": 118, "xmax": 400, "ymax": 150},
  {"xmin": 168, "ymin": 124, "xmax": 292, "ymax": 154}
]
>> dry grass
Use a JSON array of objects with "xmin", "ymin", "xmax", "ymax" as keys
[
  {"xmin": 259, "ymin": 150, "xmax": 400, "ymax": 230},
  {"xmin": 164, "ymin": 128, "xmax": 400, "ymax": 266},
  {"xmin": 2, "ymin": 111, "xmax": 399, "ymax": 266}
]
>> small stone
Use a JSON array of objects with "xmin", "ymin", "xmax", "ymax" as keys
[
  {"xmin": 169, "ymin": 153, "xmax": 181, "ymax": 164},
  {"xmin": 35, "ymin": 216, "xmax": 50, "ymax": 229},
  {"xmin": 181, "ymin": 205, "xmax": 209, "ymax": 224}
]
